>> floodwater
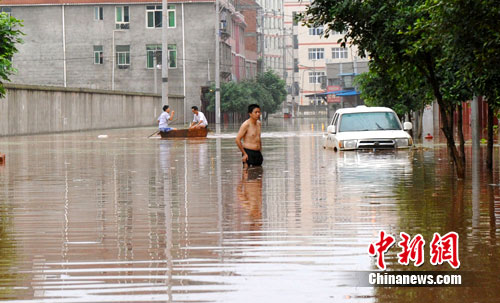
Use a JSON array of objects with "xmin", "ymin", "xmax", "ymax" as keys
[{"xmin": 0, "ymin": 118, "xmax": 499, "ymax": 303}]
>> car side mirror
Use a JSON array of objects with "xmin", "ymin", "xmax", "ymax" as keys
[
  {"xmin": 403, "ymin": 122, "xmax": 412, "ymax": 131},
  {"xmin": 327, "ymin": 125, "xmax": 336, "ymax": 134}
]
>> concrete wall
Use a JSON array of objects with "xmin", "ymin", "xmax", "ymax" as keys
[
  {"xmin": 5, "ymin": 3, "xmax": 226, "ymax": 116},
  {"xmin": 0, "ymin": 84, "xmax": 184, "ymax": 136}
]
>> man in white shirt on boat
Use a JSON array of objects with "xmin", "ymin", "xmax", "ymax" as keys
[
  {"xmin": 189, "ymin": 106, "xmax": 208, "ymax": 129},
  {"xmin": 158, "ymin": 105, "xmax": 176, "ymax": 132}
]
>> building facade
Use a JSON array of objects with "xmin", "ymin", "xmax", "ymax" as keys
[
  {"xmin": 1, "ymin": 0, "xmax": 258, "ymax": 117},
  {"xmin": 283, "ymin": 0, "xmax": 369, "ymax": 113}
]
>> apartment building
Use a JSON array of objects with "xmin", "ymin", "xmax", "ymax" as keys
[
  {"xmin": 1, "ymin": 0, "xmax": 256, "ymax": 113},
  {"xmin": 283, "ymin": 0, "xmax": 369, "ymax": 112}
]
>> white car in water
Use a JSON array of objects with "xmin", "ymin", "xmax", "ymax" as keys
[{"xmin": 323, "ymin": 106, "xmax": 413, "ymax": 151}]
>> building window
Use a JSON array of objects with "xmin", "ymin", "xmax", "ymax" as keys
[
  {"xmin": 0, "ymin": 7, "xmax": 11, "ymax": 16},
  {"xmin": 168, "ymin": 44, "xmax": 177, "ymax": 68},
  {"xmin": 332, "ymin": 47, "xmax": 348, "ymax": 59},
  {"xmin": 292, "ymin": 11, "xmax": 297, "ymax": 26},
  {"xmin": 115, "ymin": 6, "xmax": 130, "ymax": 29},
  {"xmin": 309, "ymin": 26, "xmax": 324, "ymax": 36},
  {"xmin": 293, "ymin": 58, "xmax": 299, "ymax": 72},
  {"xmin": 146, "ymin": 44, "xmax": 161, "ymax": 69},
  {"xmin": 309, "ymin": 71, "xmax": 325, "ymax": 84},
  {"xmin": 308, "ymin": 48, "xmax": 324, "ymax": 60},
  {"xmin": 333, "ymin": 30, "xmax": 347, "ymax": 35},
  {"xmin": 167, "ymin": 5, "xmax": 176, "ymax": 28},
  {"xmin": 146, "ymin": 5, "xmax": 162, "ymax": 28},
  {"xmin": 116, "ymin": 45, "xmax": 130, "ymax": 68},
  {"xmin": 94, "ymin": 45, "xmax": 103, "ymax": 64},
  {"xmin": 94, "ymin": 6, "xmax": 103, "ymax": 20},
  {"xmin": 293, "ymin": 35, "xmax": 298, "ymax": 49}
]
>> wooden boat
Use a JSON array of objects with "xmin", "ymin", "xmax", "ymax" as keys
[{"xmin": 160, "ymin": 128, "xmax": 208, "ymax": 139}]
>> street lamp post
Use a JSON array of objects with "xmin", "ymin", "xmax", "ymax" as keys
[{"xmin": 215, "ymin": 0, "xmax": 221, "ymax": 128}]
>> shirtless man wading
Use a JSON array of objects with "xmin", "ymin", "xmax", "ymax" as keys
[{"xmin": 235, "ymin": 104, "xmax": 263, "ymax": 168}]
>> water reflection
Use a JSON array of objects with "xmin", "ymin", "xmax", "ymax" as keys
[
  {"xmin": 0, "ymin": 122, "xmax": 498, "ymax": 302},
  {"xmin": 237, "ymin": 167, "xmax": 263, "ymax": 231}
]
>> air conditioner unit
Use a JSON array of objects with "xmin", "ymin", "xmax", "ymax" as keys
[{"xmin": 116, "ymin": 23, "xmax": 130, "ymax": 30}]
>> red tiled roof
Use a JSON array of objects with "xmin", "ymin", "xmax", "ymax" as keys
[{"xmin": 0, "ymin": 0, "xmax": 213, "ymax": 5}]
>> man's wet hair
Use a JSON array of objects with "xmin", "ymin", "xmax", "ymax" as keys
[
  {"xmin": 191, "ymin": 106, "xmax": 198, "ymax": 111},
  {"xmin": 162, "ymin": 105, "xmax": 169, "ymax": 111},
  {"xmin": 248, "ymin": 104, "xmax": 260, "ymax": 114}
]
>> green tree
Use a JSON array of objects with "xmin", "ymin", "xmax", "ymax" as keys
[
  {"xmin": 0, "ymin": 12, "xmax": 23, "ymax": 97},
  {"xmin": 299, "ymin": 0, "xmax": 489, "ymax": 178},
  {"xmin": 256, "ymin": 70, "xmax": 287, "ymax": 114},
  {"xmin": 416, "ymin": 0, "xmax": 500, "ymax": 169},
  {"xmin": 205, "ymin": 71, "xmax": 286, "ymax": 118},
  {"xmin": 355, "ymin": 62, "xmax": 433, "ymax": 117},
  {"xmin": 206, "ymin": 81, "xmax": 251, "ymax": 115}
]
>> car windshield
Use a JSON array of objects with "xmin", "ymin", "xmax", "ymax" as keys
[{"xmin": 339, "ymin": 112, "xmax": 402, "ymax": 132}]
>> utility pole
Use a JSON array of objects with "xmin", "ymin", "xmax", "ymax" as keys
[
  {"xmin": 281, "ymin": 9, "xmax": 287, "ymax": 114},
  {"xmin": 153, "ymin": 52, "xmax": 158, "ymax": 94},
  {"xmin": 215, "ymin": 0, "xmax": 221, "ymax": 126},
  {"xmin": 260, "ymin": 10, "xmax": 265, "ymax": 73},
  {"xmin": 290, "ymin": 28, "xmax": 296, "ymax": 117},
  {"xmin": 313, "ymin": 58, "xmax": 317, "ymax": 115},
  {"xmin": 161, "ymin": 0, "xmax": 169, "ymax": 105}
]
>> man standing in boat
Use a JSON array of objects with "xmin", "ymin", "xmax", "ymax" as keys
[
  {"xmin": 189, "ymin": 106, "xmax": 208, "ymax": 129},
  {"xmin": 158, "ymin": 105, "xmax": 176, "ymax": 132},
  {"xmin": 235, "ymin": 104, "xmax": 263, "ymax": 168}
]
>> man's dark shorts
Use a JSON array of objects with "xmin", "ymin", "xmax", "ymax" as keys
[{"xmin": 243, "ymin": 148, "xmax": 263, "ymax": 166}]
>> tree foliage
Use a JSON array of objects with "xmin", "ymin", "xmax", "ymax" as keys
[
  {"xmin": 355, "ymin": 62, "xmax": 433, "ymax": 117},
  {"xmin": 0, "ymin": 12, "xmax": 23, "ymax": 97},
  {"xmin": 299, "ymin": 0, "xmax": 500, "ymax": 178},
  {"xmin": 206, "ymin": 70, "xmax": 286, "ymax": 115}
]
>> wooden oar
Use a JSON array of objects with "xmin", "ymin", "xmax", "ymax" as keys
[{"xmin": 148, "ymin": 130, "xmax": 160, "ymax": 138}]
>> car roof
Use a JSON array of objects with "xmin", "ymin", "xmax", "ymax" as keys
[{"xmin": 334, "ymin": 106, "xmax": 396, "ymax": 115}]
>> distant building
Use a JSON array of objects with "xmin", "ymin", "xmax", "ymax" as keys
[
  {"xmin": 238, "ymin": 0, "xmax": 284, "ymax": 75},
  {"xmin": 283, "ymin": 0, "xmax": 369, "ymax": 113},
  {"xmin": 325, "ymin": 61, "xmax": 369, "ymax": 108},
  {"xmin": 1, "ymin": 0, "xmax": 257, "ymax": 115}
]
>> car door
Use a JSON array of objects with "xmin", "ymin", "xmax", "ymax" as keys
[{"xmin": 327, "ymin": 113, "xmax": 340, "ymax": 149}]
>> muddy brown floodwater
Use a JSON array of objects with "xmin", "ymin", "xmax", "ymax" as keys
[{"xmin": 0, "ymin": 118, "xmax": 499, "ymax": 302}]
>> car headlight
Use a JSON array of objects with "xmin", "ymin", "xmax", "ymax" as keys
[
  {"xmin": 395, "ymin": 138, "xmax": 410, "ymax": 148},
  {"xmin": 341, "ymin": 139, "xmax": 357, "ymax": 149}
]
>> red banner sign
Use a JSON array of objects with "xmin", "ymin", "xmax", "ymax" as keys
[{"xmin": 327, "ymin": 85, "xmax": 341, "ymax": 103}]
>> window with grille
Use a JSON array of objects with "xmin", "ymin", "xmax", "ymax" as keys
[
  {"xmin": 308, "ymin": 48, "xmax": 324, "ymax": 60},
  {"xmin": 94, "ymin": 45, "xmax": 103, "ymax": 64},
  {"xmin": 116, "ymin": 45, "xmax": 130, "ymax": 68},
  {"xmin": 332, "ymin": 47, "xmax": 348, "ymax": 59}
]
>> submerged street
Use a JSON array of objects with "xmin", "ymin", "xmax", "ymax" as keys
[{"xmin": 0, "ymin": 118, "xmax": 499, "ymax": 302}]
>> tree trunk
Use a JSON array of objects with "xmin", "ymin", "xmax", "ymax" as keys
[
  {"xmin": 438, "ymin": 102, "xmax": 465, "ymax": 179},
  {"xmin": 407, "ymin": 112, "xmax": 413, "ymax": 139},
  {"xmin": 417, "ymin": 108, "xmax": 424, "ymax": 140},
  {"xmin": 447, "ymin": 107, "xmax": 455, "ymax": 161},
  {"xmin": 487, "ymin": 103, "xmax": 494, "ymax": 170},
  {"xmin": 457, "ymin": 103, "xmax": 466, "ymax": 166},
  {"xmin": 421, "ymin": 55, "xmax": 465, "ymax": 178}
]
